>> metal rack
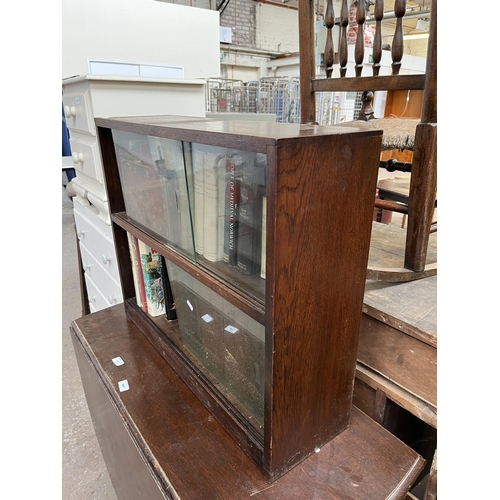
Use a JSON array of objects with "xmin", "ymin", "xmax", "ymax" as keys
[{"xmin": 204, "ymin": 77, "xmax": 362, "ymax": 125}]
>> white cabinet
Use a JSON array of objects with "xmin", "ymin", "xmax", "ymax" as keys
[{"xmin": 63, "ymin": 74, "xmax": 206, "ymax": 312}]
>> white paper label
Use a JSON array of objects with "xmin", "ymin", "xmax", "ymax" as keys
[
  {"xmin": 187, "ymin": 300, "xmax": 193, "ymax": 311},
  {"xmin": 202, "ymin": 314, "xmax": 213, "ymax": 323},
  {"xmin": 118, "ymin": 380, "xmax": 129, "ymax": 392},
  {"xmin": 112, "ymin": 356, "xmax": 124, "ymax": 366},
  {"xmin": 225, "ymin": 325, "xmax": 239, "ymax": 334}
]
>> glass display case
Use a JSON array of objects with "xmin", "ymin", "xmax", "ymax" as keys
[{"xmin": 96, "ymin": 115, "xmax": 382, "ymax": 481}]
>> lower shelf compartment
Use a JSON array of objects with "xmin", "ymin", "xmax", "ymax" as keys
[{"xmin": 71, "ymin": 303, "xmax": 425, "ymax": 499}]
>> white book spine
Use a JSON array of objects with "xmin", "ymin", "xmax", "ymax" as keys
[
  {"xmin": 192, "ymin": 143, "xmax": 205, "ymax": 255},
  {"xmin": 260, "ymin": 196, "xmax": 266, "ymax": 279}
]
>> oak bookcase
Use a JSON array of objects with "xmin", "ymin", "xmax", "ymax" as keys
[{"xmin": 95, "ymin": 115, "xmax": 384, "ymax": 481}]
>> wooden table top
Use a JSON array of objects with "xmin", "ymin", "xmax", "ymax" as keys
[{"xmin": 72, "ymin": 304, "xmax": 425, "ymax": 499}]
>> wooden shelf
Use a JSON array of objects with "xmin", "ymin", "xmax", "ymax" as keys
[{"xmin": 112, "ymin": 212, "xmax": 265, "ymax": 324}]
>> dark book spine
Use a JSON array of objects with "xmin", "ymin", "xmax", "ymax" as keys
[
  {"xmin": 226, "ymin": 155, "xmax": 240, "ymax": 267},
  {"xmin": 159, "ymin": 255, "xmax": 177, "ymax": 320},
  {"xmin": 236, "ymin": 156, "xmax": 264, "ymax": 275},
  {"xmin": 236, "ymin": 184, "xmax": 259, "ymax": 274}
]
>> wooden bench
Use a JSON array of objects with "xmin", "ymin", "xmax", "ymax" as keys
[{"xmin": 298, "ymin": 0, "xmax": 437, "ymax": 282}]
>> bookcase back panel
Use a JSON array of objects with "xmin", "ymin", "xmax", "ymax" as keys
[{"xmin": 164, "ymin": 260, "xmax": 265, "ymax": 433}]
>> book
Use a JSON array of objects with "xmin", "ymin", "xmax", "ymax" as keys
[
  {"xmin": 260, "ymin": 196, "xmax": 267, "ymax": 280},
  {"xmin": 126, "ymin": 231, "xmax": 143, "ymax": 310},
  {"xmin": 138, "ymin": 240, "xmax": 164, "ymax": 317},
  {"xmin": 159, "ymin": 255, "xmax": 177, "ymax": 321},
  {"xmin": 203, "ymin": 146, "xmax": 226, "ymax": 262},
  {"xmin": 223, "ymin": 152, "xmax": 242, "ymax": 266},
  {"xmin": 192, "ymin": 143, "xmax": 205, "ymax": 255},
  {"xmin": 236, "ymin": 183, "xmax": 258, "ymax": 274},
  {"xmin": 236, "ymin": 153, "xmax": 266, "ymax": 275},
  {"xmin": 131, "ymin": 235, "xmax": 147, "ymax": 313}
]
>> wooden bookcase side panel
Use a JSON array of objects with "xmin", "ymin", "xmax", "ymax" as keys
[
  {"xmin": 97, "ymin": 125, "xmax": 136, "ymax": 302},
  {"xmin": 265, "ymin": 133, "xmax": 383, "ymax": 478}
]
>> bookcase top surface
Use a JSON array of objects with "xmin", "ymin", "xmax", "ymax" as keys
[{"xmin": 95, "ymin": 115, "xmax": 383, "ymax": 145}]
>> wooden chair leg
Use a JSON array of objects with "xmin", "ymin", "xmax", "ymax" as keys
[{"xmin": 404, "ymin": 122, "xmax": 437, "ymax": 272}]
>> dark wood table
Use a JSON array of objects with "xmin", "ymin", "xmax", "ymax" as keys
[
  {"xmin": 71, "ymin": 304, "xmax": 425, "ymax": 500},
  {"xmin": 356, "ymin": 275, "xmax": 437, "ymax": 429}
]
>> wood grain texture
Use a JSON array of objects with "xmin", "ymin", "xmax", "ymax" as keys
[
  {"xmin": 355, "ymin": 365, "xmax": 437, "ymax": 428},
  {"xmin": 363, "ymin": 275, "xmax": 437, "ymax": 346},
  {"xmin": 367, "ymin": 222, "xmax": 437, "ymax": 282},
  {"xmin": 71, "ymin": 304, "xmax": 425, "ymax": 499},
  {"xmin": 266, "ymin": 132, "xmax": 382, "ymax": 478},
  {"xmin": 298, "ymin": 0, "xmax": 317, "ymax": 123},
  {"xmin": 404, "ymin": 123, "xmax": 437, "ymax": 272},
  {"xmin": 357, "ymin": 314, "xmax": 436, "ymax": 407}
]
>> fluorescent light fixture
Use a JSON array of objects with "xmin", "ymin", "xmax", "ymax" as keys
[{"xmin": 416, "ymin": 19, "xmax": 429, "ymax": 31}]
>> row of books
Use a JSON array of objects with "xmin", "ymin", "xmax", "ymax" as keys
[
  {"xmin": 126, "ymin": 232, "xmax": 177, "ymax": 320},
  {"xmin": 115, "ymin": 132, "xmax": 268, "ymax": 286},
  {"xmin": 192, "ymin": 145, "xmax": 268, "ymax": 279}
]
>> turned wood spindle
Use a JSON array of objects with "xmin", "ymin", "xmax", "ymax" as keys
[
  {"xmin": 339, "ymin": 0, "xmax": 349, "ymax": 78},
  {"xmin": 324, "ymin": 0, "xmax": 335, "ymax": 78},
  {"xmin": 354, "ymin": 0, "xmax": 367, "ymax": 77},
  {"xmin": 359, "ymin": 90, "xmax": 375, "ymax": 120},
  {"xmin": 391, "ymin": 0, "xmax": 406, "ymax": 75},
  {"xmin": 372, "ymin": 0, "xmax": 384, "ymax": 76}
]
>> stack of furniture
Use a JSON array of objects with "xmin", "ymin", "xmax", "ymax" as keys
[{"xmin": 71, "ymin": 115, "xmax": 426, "ymax": 498}]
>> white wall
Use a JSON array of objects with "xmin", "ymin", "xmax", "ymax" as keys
[
  {"xmin": 62, "ymin": 0, "xmax": 220, "ymax": 79},
  {"xmin": 256, "ymin": 4, "xmax": 299, "ymax": 53}
]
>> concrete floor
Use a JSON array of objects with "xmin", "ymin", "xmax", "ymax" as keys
[{"xmin": 62, "ymin": 184, "xmax": 118, "ymax": 500}]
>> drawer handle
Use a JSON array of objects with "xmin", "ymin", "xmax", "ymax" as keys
[
  {"xmin": 82, "ymin": 263, "xmax": 91, "ymax": 272},
  {"xmin": 72, "ymin": 152, "xmax": 84, "ymax": 164},
  {"xmin": 77, "ymin": 229, "xmax": 85, "ymax": 239},
  {"xmin": 64, "ymin": 105, "xmax": 77, "ymax": 118},
  {"xmin": 89, "ymin": 295, "xmax": 96, "ymax": 303},
  {"xmin": 108, "ymin": 295, "xmax": 118, "ymax": 304},
  {"xmin": 102, "ymin": 254, "xmax": 112, "ymax": 265}
]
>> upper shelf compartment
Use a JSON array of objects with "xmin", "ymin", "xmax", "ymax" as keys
[{"xmin": 110, "ymin": 127, "xmax": 267, "ymax": 304}]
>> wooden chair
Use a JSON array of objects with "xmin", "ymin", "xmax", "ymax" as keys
[{"xmin": 298, "ymin": 0, "xmax": 437, "ymax": 282}]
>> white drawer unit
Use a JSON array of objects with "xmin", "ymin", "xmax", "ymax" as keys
[
  {"xmin": 80, "ymin": 245, "xmax": 123, "ymax": 306},
  {"xmin": 85, "ymin": 274, "xmax": 113, "ymax": 313},
  {"xmin": 74, "ymin": 201, "xmax": 122, "ymax": 312},
  {"xmin": 63, "ymin": 74, "xmax": 206, "ymax": 313},
  {"xmin": 69, "ymin": 133, "xmax": 103, "ymax": 184},
  {"xmin": 62, "ymin": 91, "xmax": 95, "ymax": 136}
]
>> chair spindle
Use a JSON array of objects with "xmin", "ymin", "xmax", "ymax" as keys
[
  {"xmin": 339, "ymin": 0, "xmax": 349, "ymax": 78},
  {"xmin": 392, "ymin": 0, "xmax": 406, "ymax": 75},
  {"xmin": 324, "ymin": 0, "xmax": 335, "ymax": 78},
  {"xmin": 355, "ymin": 0, "xmax": 367, "ymax": 77},
  {"xmin": 372, "ymin": 0, "xmax": 384, "ymax": 76}
]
